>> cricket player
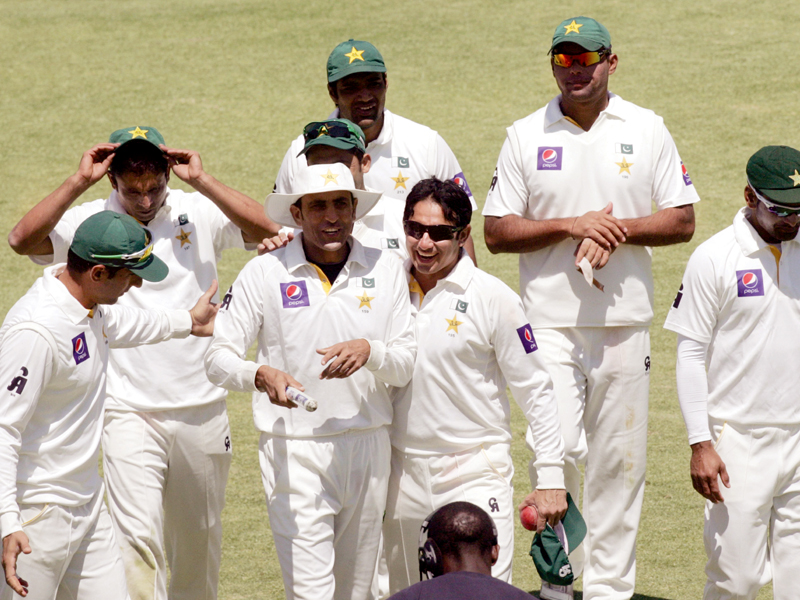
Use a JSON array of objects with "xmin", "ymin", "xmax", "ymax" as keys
[
  {"xmin": 384, "ymin": 178, "xmax": 567, "ymax": 593},
  {"xmin": 205, "ymin": 162, "xmax": 416, "ymax": 600},
  {"xmin": 7, "ymin": 126, "xmax": 278, "ymax": 600},
  {"xmin": 482, "ymin": 17, "xmax": 700, "ymax": 600},
  {"xmin": 274, "ymin": 39, "xmax": 477, "ymax": 262},
  {"xmin": 665, "ymin": 146, "xmax": 800, "ymax": 600},
  {"xmin": 0, "ymin": 211, "xmax": 217, "ymax": 600}
]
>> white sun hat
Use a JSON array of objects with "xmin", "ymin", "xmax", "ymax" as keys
[{"xmin": 265, "ymin": 162, "xmax": 382, "ymax": 227}]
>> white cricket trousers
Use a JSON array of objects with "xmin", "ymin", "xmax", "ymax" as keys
[
  {"xmin": 703, "ymin": 420, "xmax": 800, "ymax": 600},
  {"xmin": 528, "ymin": 326, "xmax": 649, "ymax": 600},
  {"xmin": 259, "ymin": 426, "xmax": 391, "ymax": 600},
  {"xmin": 1, "ymin": 490, "xmax": 129, "ymax": 600},
  {"xmin": 102, "ymin": 401, "xmax": 232, "ymax": 600},
  {"xmin": 383, "ymin": 443, "xmax": 515, "ymax": 594}
]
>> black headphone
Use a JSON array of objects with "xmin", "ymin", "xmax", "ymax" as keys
[{"xmin": 418, "ymin": 505, "xmax": 499, "ymax": 581}]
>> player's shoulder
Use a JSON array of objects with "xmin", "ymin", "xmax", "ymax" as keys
[
  {"xmin": 508, "ymin": 100, "xmax": 551, "ymax": 132},
  {"xmin": 1, "ymin": 277, "xmax": 60, "ymax": 338},
  {"xmin": 385, "ymin": 110, "xmax": 440, "ymax": 147},
  {"xmin": 692, "ymin": 224, "xmax": 736, "ymax": 258},
  {"xmin": 609, "ymin": 94, "xmax": 665, "ymax": 127},
  {"xmin": 63, "ymin": 197, "xmax": 110, "ymax": 220},
  {"xmin": 470, "ymin": 266, "xmax": 517, "ymax": 298}
]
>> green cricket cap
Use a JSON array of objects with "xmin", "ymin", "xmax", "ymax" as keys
[
  {"xmin": 108, "ymin": 126, "xmax": 166, "ymax": 149},
  {"xmin": 327, "ymin": 39, "xmax": 386, "ymax": 83},
  {"xmin": 299, "ymin": 119, "xmax": 367, "ymax": 157},
  {"xmin": 70, "ymin": 211, "xmax": 169, "ymax": 282},
  {"xmin": 529, "ymin": 494, "xmax": 586, "ymax": 586},
  {"xmin": 551, "ymin": 16, "xmax": 611, "ymax": 53},
  {"xmin": 746, "ymin": 145, "xmax": 800, "ymax": 205}
]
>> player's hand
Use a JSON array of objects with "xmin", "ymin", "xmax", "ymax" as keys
[
  {"xmin": 519, "ymin": 489, "xmax": 568, "ymax": 533},
  {"xmin": 161, "ymin": 145, "xmax": 205, "ymax": 184},
  {"xmin": 255, "ymin": 365, "xmax": 303, "ymax": 408},
  {"xmin": 189, "ymin": 280, "xmax": 219, "ymax": 337},
  {"xmin": 76, "ymin": 143, "xmax": 118, "ymax": 186},
  {"xmin": 690, "ymin": 440, "xmax": 730, "ymax": 503},
  {"xmin": 316, "ymin": 339, "xmax": 371, "ymax": 379},
  {"xmin": 257, "ymin": 231, "xmax": 293, "ymax": 255},
  {"xmin": 3, "ymin": 531, "xmax": 31, "ymax": 597},
  {"xmin": 571, "ymin": 202, "xmax": 627, "ymax": 249},
  {"xmin": 574, "ymin": 237, "xmax": 612, "ymax": 269}
]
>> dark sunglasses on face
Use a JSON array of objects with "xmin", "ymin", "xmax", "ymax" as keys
[
  {"xmin": 552, "ymin": 49, "xmax": 609, "ymax": 68},
  {"xmin": 403, "ymin": 220, "xmax": 464, "ymax": 242}
]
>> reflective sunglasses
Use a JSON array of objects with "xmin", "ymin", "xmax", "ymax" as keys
[
  {"xmin": 552, "ymin": 49, "xmax": 609, "ymax": 68},
  {"xmin": 91, "ymin": 230, "xmax": 155, "ymax": 262},
  {"xmin": 303, "ymin": 121, "xmax": 363, "ymax": 144},
  {"xmin": 403, "ymin": 220, "xmax": 464, "ymax": 242},
  {"xmin": 750, "ymin": 185, "xmax": 800, "ymax": 217}
]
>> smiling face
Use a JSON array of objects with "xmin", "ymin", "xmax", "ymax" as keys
[
  {"xmin": 328, "ymin": 73, "xmax": 387, "ymax": 141},
  {"xmin": 290, "ymin": 190, "xmax": 357, "ymax": 264},
  {"xmin": 406, "ymin": 198, "xmax": 470, "ymax": 292},
  {"xmin": 551, "ymin": 42, "xmax": 616, "ymax": 110},
  {"xmin": 745, "ymin": 186, "xmax": 800, "ymax": 243}
]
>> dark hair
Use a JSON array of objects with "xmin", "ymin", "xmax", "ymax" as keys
[
  {"xmin": 67, "ymin": 248, "xmax": 123, "ymax": 278},
  {"xmin": 427, "ymin": 501, "xmax": 497, "ymax": 560},
  {"xmin": 109, "ymin": 140, "xmax": 169, "ymax": 179},
  {"xmin": 403, "ymin": 178, "xmax": 472, "ymax": 229}
]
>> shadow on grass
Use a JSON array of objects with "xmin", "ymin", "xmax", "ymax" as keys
[{"xmin": 529, "ymin": 592, "xmax": 675, "ymax": 600}]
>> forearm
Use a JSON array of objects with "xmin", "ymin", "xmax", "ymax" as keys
[
  {"xmin": 188, "ymin": 172, "xmax": 280, "ymax": 242},
  {"xmin": 0, "ymin": 427, "xmax": 21, "ymax": 539},
  {"xmin": 620, "ymin": 204, "xmax": 695, "ymax": 246},
  {"xmin": 204, "ymin": 342, "xmax": 260, "ymax": 393},
  {"xmin": 484, "ymin": 214, "xmax": 574, "ymax": 254},
  {"xmin": 676, "ymin": 334, "xmax": 711, "ymax": 444},
  {"xmin": 8, "ymin": 174, "xmax": 92, "ymax": 255},
  {"xmin": 105, "ymin": 306, "xmax": 192, "ymax": 348}
]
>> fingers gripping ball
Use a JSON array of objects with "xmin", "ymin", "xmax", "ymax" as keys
[{"xmin": 521, "ymin": 505, "xmax": 539, "ymax": 531}]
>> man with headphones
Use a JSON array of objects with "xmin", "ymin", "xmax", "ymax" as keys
[{"xmin": 386, "ymin": 502, "xmax": 532, "ymax": 599}]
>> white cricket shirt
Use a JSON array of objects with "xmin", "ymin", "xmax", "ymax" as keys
[
  {"xmin": 664, "ymin": 209, "xmax": 800, "ymax": 427},
  {"xmin": 31, "ymin": 188, "xmax": 247, "ymax": 411},
  {"xmin": 392, "ymin": 255, "xmax": 565, "ymax": 488},
  {"xmin": 0, "ymin": 266, "xmax": 191, "ymax": 538},
  {"xmin": 205, "ymin": 235, "xmax": 416, "ymax": 438},
  {"xmin": 483, "ymin": 94, "xmax": 701, "ymax": 328},
  {"xmin": 275, "ymin": 109, "xmax": 476, "ymax": 260}
]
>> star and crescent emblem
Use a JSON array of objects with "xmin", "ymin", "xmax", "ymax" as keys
[
  {"xmin": 345, "ymin": 47, "xmax": 365, "ymax": 63},
  {"xmin": 176, "ymin": 228, "xmax": 192, "ymax": 247}
]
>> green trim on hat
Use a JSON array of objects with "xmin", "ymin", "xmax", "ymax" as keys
[
  {"xmin": 70, "ymin": 211, "xmax": 168, "ymax": 282},
  {"xmin": 327, "ymin": 39, "xmax": 386, "ymax": 83},
  {"xmin": 551, "ymin": 16, "xmax": 611, "ymax": 53},
  {"xmin": 299, "ymin": 119, "xmax": 367, "ymax": 157},
  {"xmin": 746, "ymin": 145, "xmax": 800, "ymax": 205},
  {"xmin": 529, "ymin": 494, "xmax": 586, "ymax": 586},
  {"xmin": 108, "ymin": 126, "xmax": 166, "ymax": 149}
]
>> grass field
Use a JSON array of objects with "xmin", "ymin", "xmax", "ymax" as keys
[{"xmin": 2, "ymin": 1, "xmax": 798, "ymax": 598}]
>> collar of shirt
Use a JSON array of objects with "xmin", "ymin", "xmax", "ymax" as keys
[
  {"xmin": 733, "ymin": 207, "xmax": 800, "ymax": 257},
  {"xmin": 284, "ymin": 233, "xmax": 370, "ymax": 275},
  {"xmin": 43, "ymin": 265, "xmax": 94, "ymax": 324},
  {"xmin": 108, "ymin": 189, "xmax": 173, "ymax": 224},
  {"xmin": 544, "ymin": 92, "xmax": 625, "ymax": 129},
  {"xmin": 404, "ymin": 251, "xmax": 475, "ymax": 297}
]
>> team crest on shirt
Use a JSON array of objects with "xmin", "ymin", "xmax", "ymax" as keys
[
  {"xmin": 516, "ymin": 324, "xmax": 538, "ymax": 354},
  {"xmin": 537, "ymin": 147, "xmax": 563, "ymax": 170},
  {"xmin": 357, "ymin": 291, "xmax": 375, "ymax": 311},
  {"xmin": 280, "ymin": 281, "xmax": 310, "ymax": 308},
  {"xmin": 445, "ymin": 314, "xmax": 463, "ymax": 335},
  {"xmin": 737, "ymin": 270, "xmax": 764, "ymax": 297},
  {"xmin": 451, "ymin": 172, "xmax": 472, "ymax": 196},
  {"xmin": 382, "ymin": 238, "xmax": 400, "ymax": 250},
  {"xmin": 450, "ymin": 299, "xmax": 468, "ymax": 313},
  {"xmin": 359, "ymin": 278, "xmax": 376, "ymax": 289},
  {"xmin": 177, "ymin": 213, "xmax": 190, "ymax": 226},
  {"xmin": 72, "ymin": 332, "xmax": 90, "ymax": 364},
  {"xmin": 615, "ymin": 143, "xmax": 634, "ymax": 155},
  {"xmin": 392, "ymin": 156, "xmax": 410, "ymax": 169}
]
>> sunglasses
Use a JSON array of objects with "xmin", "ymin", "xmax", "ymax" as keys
[
  {"xmin": 91, "ymin": 230, "xmax": 155, "ymax": 262},
  {"xmin": 404, "ymin": 220, "xmax": 464, "ymax": 242},
  {"xmin": 303, "ymin": 121, "xmax": 363, "ymax": 144},
  {"xmin": 750, "ymin": 185, "xmax": 800, "ymax": 217},
  {"xmin": 552, "ymin": 49, "xmax": 609, "ymax": 68}
]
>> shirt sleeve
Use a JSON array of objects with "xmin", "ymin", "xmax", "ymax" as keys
[
  {"xmin": 274, "ymin": 138, "xmax": 304, "ymax": 195},
  {"xmin": 428, "ymin": 133, "xmax": 477, "ymax": 210},
  {"xmin": 29, "ymin": 201, "xmax": 100, "ymax": 267},
  {"xmin": 364, "ymin": 261, "xmax": 417, "ymax": 387},
  {"xmin": 492, "ymin": 290, "xmax": 565, "ymax": 489},
  {"xmin": 651, "ymin": 121, "xmax": 701, "ymax": 210},
  {"xmin": 676, "ymin": 334, "xmax": 712, "ymax": 444},
  {"xmin": 482, "ymin": 128, "xmax": 529, "ymax": 218},
  {"xmin": 103, "ymin": 306, "xmax": 192, "ymax": 348},
  {"xmin": 663, "ymin": 245, "xmax": 719, "ymax": 345},
  {"xmin": 204, "ymin": 259, "xmax": 265, "ymax": 393},
  {"xmin": 0, "ymin": 329, "xmax": 54, "ymax": 538}
]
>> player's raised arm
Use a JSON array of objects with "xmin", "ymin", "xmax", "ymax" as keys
[
  {"xmin": 8, "ymin": 143, "xmax": 118, "ymax": 256},
  {"xmin": 161, "ymin": 145, "xmax": 280, "ymax": 243}
]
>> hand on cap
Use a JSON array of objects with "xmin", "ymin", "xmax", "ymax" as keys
[
  {"xmin": 189, "ymin": 280, "xmax": 219, "ymax": 337},
  {"xmin": 161, "ymin": 145, "xmax": 205, "ymax": 185},
  {"xmin": 571, "ymin": 202, "xmax": 627, "ymax": 249},
  {"xmin": 255, "ymin": 365, "xmax": 303, "ymax": 409},
  {"xmin": 76, "ymin": 143, "xmax": 119, "ymax": 187},
  {"xmin": 3, "ymin": 531, "xmax": 31, "ymax": 597},
  {"xmin": 257, "ymin": 231, "xmax": 293, "ymax": 255},
  {"xmin": 690, "ymin": 441, "xmax": 730, "ymax": 503},
  {"xmin": 519, "ymin": 489, "xmax": 568, "ymax": 533},
  {"xmin": 317, "ymin": 339, "xmax": 370, "ymax": 379}
]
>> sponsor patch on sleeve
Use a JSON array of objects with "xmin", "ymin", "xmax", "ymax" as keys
[
  {"xmin": 681, "ymin": 161, "xmax": 693, "ymax": 186},
  {"xmin": 516, "ymin": 324, "xmax": 538, "ymax": 354},
  {"xmin": 451, "ymin": 172, "xmax": 473, "ymax": 197}
]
